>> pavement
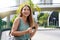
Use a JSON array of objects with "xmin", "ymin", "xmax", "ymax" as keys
[
  {"xmin": 31, "ymin": 30, "xmax": 60, "ymax": 40},
  {"xmin": 1, "ymin": 27, "xmax": 60, "ymax": 40},
  {"xmin": 31, "ymin": 27, "xmax": 60, "ymax": 40},
  {"xmin": 38, "ymin": 27, "xmax": 59, "ymax": 31}
]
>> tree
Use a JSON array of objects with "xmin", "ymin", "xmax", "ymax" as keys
[
  {"xmin": 10, "ymin": 0, "xmax": 41, "ymax": 27},
  {"xmin": 10, "ymin": 14, "xmax": 17, "ymax": 28},
  {"xmin": 38, "ymin": 13, "xmax": 49, "ymax": 27},
  {"xmin": 0, "ymin": 17, "xmax": 2, "ymax": 30}
]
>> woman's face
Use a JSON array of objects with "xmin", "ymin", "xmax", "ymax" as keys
[{"xmin": 21, "ymin": 6, "xmax": 30, "ymax": 17}]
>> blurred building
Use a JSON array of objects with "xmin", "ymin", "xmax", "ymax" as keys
[{"xmin": 0, "ymin": 0, "xmax": 60, "ymax": 28}]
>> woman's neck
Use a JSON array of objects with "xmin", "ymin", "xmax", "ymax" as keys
[{"xmin": 22, "ymin": 16, "xmax": 27, "ymax": 22}]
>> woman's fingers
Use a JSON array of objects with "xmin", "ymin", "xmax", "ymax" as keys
[{"xmin": 27, "ymin": 27, "xmax": 33, "ymax": 34}]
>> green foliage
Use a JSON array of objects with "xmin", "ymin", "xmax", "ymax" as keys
[
  {"xmin": 10, "ymin": 21, "xmax": 13, "ymax": 28},
  {"xmin": 10, "ymin": 14, "xmax": 18, "ymax": 27},
  {"xmin": 0, "ymin": 17, "xmax": 2, "ymax": 30},
  {"xmin": 26, "ymin": 0, "xmax": 34, "ymax": 10},
  {"xmin": 38, "ymin": 13, "xmax": 49, "ymax": 27},
  {"xmin": 11, "ymin": 14, "xmax": 18, "ymax": 23},
  {"xmin": 0, "ymin": 17, "xmax": 7, "ymax": 30},
  {"xmin": 38, "ymin": 13, "xmax": 44, "ymax": 20}
]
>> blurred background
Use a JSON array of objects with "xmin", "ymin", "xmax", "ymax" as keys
[{"xmin": 0, "ymin": 0, "xmax": 60, "ymax": 40}]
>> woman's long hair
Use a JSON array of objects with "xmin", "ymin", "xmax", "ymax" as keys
[{"xmin": 20, "ymin": 5, "xmax": 34, "ymax": 26}]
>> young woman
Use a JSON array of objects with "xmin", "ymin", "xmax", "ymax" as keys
[{"xmin": 11, "ymin": 5, "xmax": 38, "ymax": 40}]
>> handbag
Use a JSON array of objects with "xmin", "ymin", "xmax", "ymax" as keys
[{"xmin": 9, "ymin": 31, "xmax": 15, "ymax": 40}]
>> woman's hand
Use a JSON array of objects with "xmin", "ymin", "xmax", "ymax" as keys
[
  {"xmin": 30, "ymin": 23, "xmax": 38, "ymax": 38},
  {"xmin": 26, "ymin": 27, "xmax": 33, "ymax": 34},
  {"xmin": 26, "ymin": 23, "xmax": 38, "ymax": 35}
]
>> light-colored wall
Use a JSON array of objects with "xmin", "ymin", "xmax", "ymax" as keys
[{"xmin": 59, "ymin": 12, "xmax": 60, "ymax": 27}]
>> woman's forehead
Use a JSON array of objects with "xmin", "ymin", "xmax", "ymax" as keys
[{"xmin": 23, "ymin": 6, "xmax": 30, "ymax": 9}]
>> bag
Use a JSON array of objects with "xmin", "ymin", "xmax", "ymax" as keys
[{"xmin": 9, "ymin": 31, "xmax": 15, "ymax": 40}]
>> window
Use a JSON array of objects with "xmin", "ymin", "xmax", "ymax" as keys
[
  {"xmin": 45, "ymin": 0, "xmax": 52, "ymax": 5},
  {"xmin": 39, "ymin": 0, "xmax": 45, "ymax": 4},
  {"xmin": 32, "ymin": 0, "xmax": 52, "ymax": 5}
]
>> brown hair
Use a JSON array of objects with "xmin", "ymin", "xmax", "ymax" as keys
[{"xmin": 20, "ymin": 5, "xmax": 34, "ymax": 26}]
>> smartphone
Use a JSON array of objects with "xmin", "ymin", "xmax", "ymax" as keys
[{"xmin": 32, "ymin": 27, "xmax": 35, "ymax": 29}]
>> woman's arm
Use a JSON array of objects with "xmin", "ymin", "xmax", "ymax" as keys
[
  {"xmin": 30, "ymin": 23, "xmax": 38, "ymax": 38},
  {"xmin": 11, "ymin": 17, "xmax": 29, "ymax": 36}
]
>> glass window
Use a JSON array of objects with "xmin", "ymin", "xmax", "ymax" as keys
[
  {"xmin": 45, "ymin": 0, "xmax": 52, "ymax": 5},
  {"xmin": 39, "ymin": 0, "xmax": 45, "ymax": 4},
  {"xmin": 32, "ymin": 0, "xmax": 52, "ymax": 5}
]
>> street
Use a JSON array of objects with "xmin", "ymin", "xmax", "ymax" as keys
[
  {"xmin": 32, "ymin": 29, "xmax": 60, "ymax": 40},
  {"xmin": 1, "ymin": 29, "xmax": 60, "ymax": 40}
]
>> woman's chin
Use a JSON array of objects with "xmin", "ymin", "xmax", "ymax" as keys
[{"xmin": 25, "ymin": 15, "xmax": 29, "ymax": 17}]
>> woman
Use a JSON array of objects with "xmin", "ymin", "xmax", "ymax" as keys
[{"xmin": 11, "ymin": 5, "xmax": 38, "ymax": 40}]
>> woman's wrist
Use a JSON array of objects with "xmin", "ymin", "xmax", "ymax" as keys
[{"xmin": 25, "ymin": 30, "xmax": 29, "ymax": 34}]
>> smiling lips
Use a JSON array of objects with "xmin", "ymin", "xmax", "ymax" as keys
[{"xmin": 24, "ymin": 13, "xmax": 29, "ymax": 15}]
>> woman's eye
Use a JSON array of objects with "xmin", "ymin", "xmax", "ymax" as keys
[
  {"xmin": 23, "ymin": 9, "xmax": 30, "ymax": 11},
  {"xmin": 24, "ymin": 9, "xmax": 26, "ymax": 10}
]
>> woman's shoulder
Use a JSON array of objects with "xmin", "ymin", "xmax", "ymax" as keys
[
  {"xmin": 14, "ymin": 16, "xmax": 21, "ymax": 22},
  {"xmin": 15, "ymin": 16, "xmax": 22, "ymax": 20}
]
